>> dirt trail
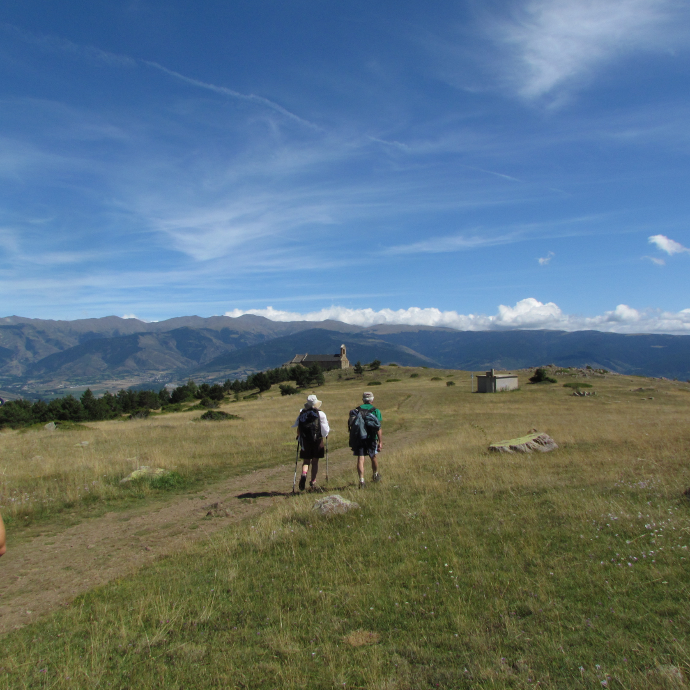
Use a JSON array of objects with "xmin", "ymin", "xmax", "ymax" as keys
[{"xmin": 0, "ymin": 426, "xmax": 419, "ymax": 636}]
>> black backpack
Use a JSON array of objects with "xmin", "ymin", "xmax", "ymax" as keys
[
  {"xmin": 348, "ymin": 406, "xmax": 380, "ymax": 447},
  {"xmin": 298, "ymin": 408, "xmax": 322, "ymax": 444}
]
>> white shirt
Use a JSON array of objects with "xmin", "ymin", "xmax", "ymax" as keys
[{"xmin": 292, "ymin": 409, "xmax": 329, "ymax": 437}]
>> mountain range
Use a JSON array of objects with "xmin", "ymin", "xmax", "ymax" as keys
[{"xmin": 1, "ymin": 315, "xmax": 689, "ymax": 394}]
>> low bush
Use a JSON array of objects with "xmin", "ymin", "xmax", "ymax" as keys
[
  {"xmin": 431, "ymin": 377, "xmax": 442, "ymax": 381},
  {"xmin": 367, "ymin": 381, "xmax": 382, "ymax": 386},
  {"xmin": 199, "ymin": 410, "xmax": 241, "ymax": 421},
  {"xmin": 410, "ymin": 373, "xmax": 419, "ymax": 378},
  {"xmin": 530, "ymin": 368, "xmax": 557, "ymax": 384},
  {"xmin": 446, "ymin": 380, "xmax": 456, "ymax": 386},
  {"xmin": 279, "ymin": 384, "xmax": 299, "ymax": 396},
  {"xmin": 386, "ymin": 379, "xmax": 401, "ymax": 383},
  {"xmin": 149, "ymin": 471, "xmax": 186, "ymax": 491},
  {"xmin": 388, "ymin": 363, "xmax": 398, "ymax": 367},
  {"xmin": 128, "ymin": 409, "xmax": 150, "ymax": 420}
]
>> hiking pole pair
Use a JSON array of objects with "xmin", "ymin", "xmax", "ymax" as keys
[{"xmin": 325, "ymin": 436, "xmax": 329, "ymax": 484}]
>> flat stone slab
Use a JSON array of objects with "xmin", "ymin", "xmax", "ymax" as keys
[
  {"xmin": 489, "ymin": 431, "xmax": 558, "ymax": 454},
  {"xmin": 120, "ymin": 466, "xmax": 169, "ymax": 483},
  {"xmin": 312, "ymin": 494, "xmax": 360, "ymax": 516}
]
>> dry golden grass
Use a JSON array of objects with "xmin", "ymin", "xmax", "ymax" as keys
[{"xmin": 2, "ymin": 368, "xmax": 690, "ymax": 688}]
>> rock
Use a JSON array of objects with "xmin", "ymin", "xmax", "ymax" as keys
[
  {"xmin": 44, "ymin": 422, "xmax": 56, "ymax": 431},
  {"xmin": 75, "ymin": 441, "xmax": 89, "ymax": 447},
  {"xmin": 313, "ymin": 494, "xmax": 360, "ymax": 516},
  {"xmin": 489, "ymin": 431, "xmax": 558, "ymax": 454},
  {"xmin": 204, "ymin": 501, "xmax": 230, "ymax": 517},
  {"xmin": 120, "ymin": 466, "xmax": 169, "ymax": 483}
]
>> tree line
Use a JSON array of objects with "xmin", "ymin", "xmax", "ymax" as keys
[{"xmin": 0, "ymin": 364, "xmax": 328, "ymax": 429}]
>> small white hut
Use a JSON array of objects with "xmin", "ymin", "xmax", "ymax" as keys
[{"xmin": 476, "ymin": 369, "xmax": 519, "ymax": 393}]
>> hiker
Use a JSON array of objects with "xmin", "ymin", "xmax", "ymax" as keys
[
  {"xmin": 293, "ymin": 394, "xmax": 330, "ymax": 491},
  {"xmin": 349, "ymin": 392, "xmax": 382, "ymax": 488},
  {"xmin": 0, "ymin": 511, "xmax": 6, "ymax": 557}
]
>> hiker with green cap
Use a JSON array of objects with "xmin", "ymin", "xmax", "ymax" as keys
[
  {"xmin": 348, "ymin": 391, "xmax": 382, "ymax": 489},
  {"xmin": 292, "ymin": 394, "xmax": 330, "ymax": 491}
]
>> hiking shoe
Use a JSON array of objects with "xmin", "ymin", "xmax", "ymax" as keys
[
  {"xmin": 359, "ymin": 479, "xmax": 365, "ymax": 489},
  {"xmin": 299, "ymin": 475, "xmax": 307, "ymax": 491},
  {"xmin": 373, "ymin": 472, "xmax": 381, "ymax": 483},
  {"xmin": 309, "ymin": 481, "xmax": 317, "ymax": 491}
]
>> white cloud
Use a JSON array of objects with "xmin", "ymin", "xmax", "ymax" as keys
[
  {"xmin": 644, "ymin": 255, "xmax": 666, "ymax": 266},
  {"xmin": 142, "ymin": 61, "xmax": 318, "ymax": 130},
  {"xmin": 498, "ymin": 0, "xmax": 682, "ymax": 99},
  {"xmin": 648, "ymin": 234, "xmax": 690, "ymax": 255},
  {"xmin": 225, "ymin": 298, "xmax": 690, "ymax": 334},
  {"xmin": 386, "ymin": 232, "xmax": 518, "ymax": 255},
  {"xmin": 538, "ymin": 251, "xmax": 554, "ymax": 265}
]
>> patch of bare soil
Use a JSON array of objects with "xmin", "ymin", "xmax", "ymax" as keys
[{"xmin": 0, "ymin": 428, "xmax": 419, "ymax": 635}]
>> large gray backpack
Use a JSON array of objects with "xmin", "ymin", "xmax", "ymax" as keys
[{"xmin": 348, "ymin": 406, "xmax": 380, "ymax": 447}]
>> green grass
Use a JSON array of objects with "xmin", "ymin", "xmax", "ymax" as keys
[{"xmin": 2, "ymin": 372, "xmax": 690, "ymax": 688}]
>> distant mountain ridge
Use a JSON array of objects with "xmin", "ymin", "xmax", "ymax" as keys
[{"xmin": 1, "ymin": 315, "xmax": 689, "ymax": 392}]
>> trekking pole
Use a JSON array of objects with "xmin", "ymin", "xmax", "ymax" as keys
[
  {"xmin": 292, "ymin": 440, "xmax": 300, "ymax": 494},
  {"xmin": 325, "ymin": 436, "xmax": 329, "ymax": 484}
]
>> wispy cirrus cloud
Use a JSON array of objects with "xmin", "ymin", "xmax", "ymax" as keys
[
  {"xmin": 538, "ymin": 251, "xmax": 554, "ymax": 265},
  {"xmin": 495, "ymin": 0, "xmax": 685, "ymax": 99},
  {"xmin": 385, "ymin": 232, "xmax": 518, "ymax": 255},
  {"xmin": 142, "ymin": 61, "xmax": 318, "ymax": 130},
  {"xmin": 226, "ymin": 298, "xmax": 690, "ymax": 334},
  {"xmin": 2, "ymin": 23, "xmax": 314, "ymax": 130}
]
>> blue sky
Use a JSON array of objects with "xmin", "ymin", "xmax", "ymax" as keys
[{"xmin": 1, "ymin": 0, "xmax": 690, "ymax": 332}]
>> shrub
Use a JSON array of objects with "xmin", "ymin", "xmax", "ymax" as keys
[
  {"xmin": 149, "ymin": 471, "xmax": 186, "ymax": 491},
  {"xmin": 388, "ymin": 363, "xmax": 398, "ymax": 367},
  {"xmin": 530, "ymin": 368, "xmax": 557, "ymax": 384},
  {"xmin": 446, "ymin": 381, "xmax": 456, "ymax": 387},
  {"xmin": 200, "ymin": 410, "xmax": 240, "ymax": 421},
  {"xmin": 279, "ymin": 384, "xmax": 299, "ymax": 396},
  {"xmin": 199, "ymin": 397, "xmax": 218, "ymax": 408},
  {"xmin": 431, "ymin": 377, "xmax": 442, "ymax": 381},
  {"xmin": 563, "ymin": 382, "xmax": 593, "ymax": 389},
  {"xmin": 353, "ymin": 362, "xmax": 363, "ymax": 375},
  {"xmin": 368, "ymin": 381, "xmax": 382, "ymax": 386},
  {"xmin": 410, "ymin": 373, "xmax": 419, "ymax": 378},
  {"xmin": 368, "ymin": 359, "xmax": 381, "ymax": 371},
  {"xmin": 128, "ymin": 409, "xmax": 150, "ymax": 420},
  {"xmin": 386, "ymin": 379, "xmax": 401, "ymax": 383}
]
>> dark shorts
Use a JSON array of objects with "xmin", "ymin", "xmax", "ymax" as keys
[
  {"xmin": 351, "ymin": 440, "xmax": 378, "ymax": 458},
  {"xmin": 300, "ymin": 439, "xmax": 324, "ymax": 461}
]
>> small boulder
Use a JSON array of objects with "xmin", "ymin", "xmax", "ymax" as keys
[
  {"xmin": 120, "ymin": 466, "xmax": 169, "ymax": 483},
  {"xmin": 44, "ymin": 422, "xmax": 56, "ymax": 431},
  {"xmin": 205, "ymin": 501, "xmax": 230, "ymax": 517},
  {"xmin": 489, "ymin": 431, "xmax": 558, "ymax": 454},
  {"xmin": 313, "ymin": 494, "xmax": 360, "ymax": 516}
]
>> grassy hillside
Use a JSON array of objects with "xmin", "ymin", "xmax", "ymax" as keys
[{"xmin": 2, "ymin": 368, "xmax": 690, "ymax": 688}]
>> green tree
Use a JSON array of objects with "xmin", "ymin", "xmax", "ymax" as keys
[
  {"xmin": 353, "ymin": 361, "xmax": 363, "ymax": 375},
  {"xmin": 307, "ymin": 364, "xmax": 325, "ymax": 387},
  {"xmin": 369, "ymin": 359, "xmax": 381, "ymax": 371},
  {"xmin": 253, "ymin": 372, "xmax": 272, "ymax": 393}
]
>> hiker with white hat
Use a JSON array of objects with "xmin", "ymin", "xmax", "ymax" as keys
[
  {"xmin": 348, "ymin": 391, "xmax": 383, "ymax": 489},
  {"xmin": 292, "ymin": 394, "xmax": 330, "ymax": 491}
]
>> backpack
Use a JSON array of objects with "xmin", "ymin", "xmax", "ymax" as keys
[
  {"xmin": 298, "ymin": 408, "xmax": 322, "ymax": 445},
  {"xmin": 348, "ymin": 406, "xmax": 380, "ymax": 447}
]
